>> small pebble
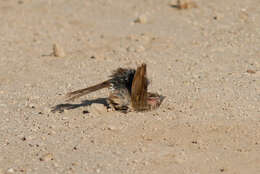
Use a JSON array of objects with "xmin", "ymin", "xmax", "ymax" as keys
[
  {"xmin": 29, "ymin": 103, "xmax": 35, "ymax": 109},
  {"xmin": 39, "ymin": 153, "xmax": 54, "ymax": 161},
  {"xmin": 126, "ymin": 46, "xmax": 135, "ymax": 52},
  {"xmin": 43, "ymin": 107, "xmax": 51, "ymax": 113},
  {"xmin": 6, "ymin": 168, "xmax": 15, "ymax": 174},
  {"xmin": 95, "ymin": 168, "xmax": 101, "ymax": 173},
  {"xmin": 135, "ymin": 45, "xmax": 145, "ymax": 52},
  {"xmin": 220, "ymin": 168, "xmax": 225, "ymax": 172},
  {"xmin": 239, "ymin": 9, "xmax": 249, "ymax": 22},
  {"xmin": 90, "ymin": 53, "xmax": 105, "ymax": 60},
  {"xmin": 170, "ymin": 0, "xmax": 198, "ymax": 9},
  {"xmin": 62, "ymin": 117, "xmax": 69, "ymax": 120},
  {"xmin": 107, "ymin": 125, "xmax": 117, "ymax": 130},
  {"xmin": 53, "ymin": 163, "xmax": 59, "ymax": 167},
  {"xmin": 246, "ymin": 69, "xmax": 256, "ymax": 74},
  {"xmin": 134, "ymin": 15, "xmax": 148, "ymax": 24},
  {"xmin": 53, "ymin": 43, "xmax": 66, "ymax": 57}
]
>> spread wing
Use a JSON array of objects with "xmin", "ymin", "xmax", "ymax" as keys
[{"xmin": 131, "ymin": 63, "xmax": 149, "ymax": 111}]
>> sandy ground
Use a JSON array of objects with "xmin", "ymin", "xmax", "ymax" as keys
[{"xmin": 0, "ymin": 0, "xmax": 260, "ymax": 173}]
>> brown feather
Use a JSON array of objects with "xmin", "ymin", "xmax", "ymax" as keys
[
  {"xmin": 65, "ymin": 80, "xmax": 111, "ymax": 101},
  {"xmin": 131, "ymin": 64, "xmax": 149, "ymax": 111}
]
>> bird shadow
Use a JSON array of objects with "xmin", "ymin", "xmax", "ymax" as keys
[{"xmin": 51, "ymin": 98, "xmax": 108, "ymax": 113}]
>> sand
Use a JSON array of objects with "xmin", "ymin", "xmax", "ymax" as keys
[{"xmin": 0, "ymin": 0, "xmax": 259, "ymax": 173}]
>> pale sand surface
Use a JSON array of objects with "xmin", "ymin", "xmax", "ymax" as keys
[{"xmin": 0, "ymin": 0, "xmax": 260, "ymax": 173}]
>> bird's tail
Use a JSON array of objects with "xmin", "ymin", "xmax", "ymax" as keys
[{"xmin": 65, "ymin": 80, "xmax": 111, "ymax": 101}]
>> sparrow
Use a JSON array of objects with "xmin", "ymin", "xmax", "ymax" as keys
[{"xmin": 65, "ymin": 63, "xmax": 164, "ymax": 112}]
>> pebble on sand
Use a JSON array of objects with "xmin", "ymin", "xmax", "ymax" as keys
[
  {"xmin": 246, "ymin": 69, "xmax": 256, "ymax": 74},
  {"xmin": 39, "ymin": 153, "xmax": 54, "ymax": 161},
  {"xmin": 6, "ymin": 168, "xmax": 15, "ymax": 174},
  {"xmin": 53, "ymin": 43, "xmax": 66, "ymax": 57},
  {"xmin": 134, "ymin": 15, "xmax": 148, "ymax": 24},
  {"xmin": 170, "ymin": 0, "xmax": 198, "ymax": 9}
]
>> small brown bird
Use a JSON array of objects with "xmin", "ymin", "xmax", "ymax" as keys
[{"xmin": 65, "ymin": 63, "xmax": 164, "ymax": 112}]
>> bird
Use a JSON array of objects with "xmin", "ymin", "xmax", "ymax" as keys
[{"xmin": 65, "ymin": 63, "xmax": 164, "ymax": 112}]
